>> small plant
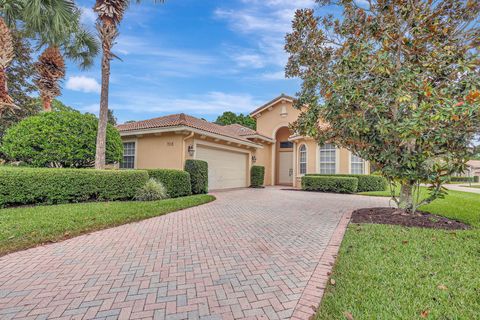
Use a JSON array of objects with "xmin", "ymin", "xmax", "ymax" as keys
[{"xmin": 135, "ymin": 178, "xmax": 168, "ymax": 201}]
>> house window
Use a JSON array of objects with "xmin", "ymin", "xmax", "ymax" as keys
[
  {"xmin": 280, "ymin": 141, "xmax": 293, "ymax": 149},
  {"xmin": 319, "ymin": 144, "xmax": 336, "ymax": 174},
  {"xmin": 351, "ymin": 153, "xmax": 365, "ymax": 174},
  {"xmin": 120, "ymin": 142, "xmax": 135, "ymax": 169},
  {"xmin": 299, "ymin": 145, "xmax": 307, "ymax": 175}
]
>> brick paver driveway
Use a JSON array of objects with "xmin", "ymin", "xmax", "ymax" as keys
[{"xmin": 0, "ymin": 188, "xmax": 388, "ymax": 320}]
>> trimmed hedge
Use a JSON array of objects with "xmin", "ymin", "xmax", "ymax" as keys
[
  {"xmin": 302, "ymin": 176, "xmax": 358, "ymax": 193},
  {"xmin": 184, "ymin": 160, "xmax": 208, "ymax": 194},
  {"xmin": 449, "ymin": 176, "xmax": 479, "ymax": 183},
  {"xmin": 306, "ymin": 174, "xmax": 387, "ymax": 192},
  {"xmin": 146, "ymin": 169, "xmax": 192, "ymax": 198},
  {"xmin": 250, "ymin": 166, "xmax": 265, "ymax": 188},
  {"xmin": 0, "ymin": 167, "xmax": 149, "ymax": 207}
]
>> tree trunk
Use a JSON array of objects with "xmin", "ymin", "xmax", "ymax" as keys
[
  {"xmin": 398, "ymin": 182, "xmax": 414, "ymax": 212},
  {"xmin": 0, "ymin": 67, "xmax": 12, "ymax": 104},
  {"xmin": 95, "ymin": 46, "xmax": 110, "ymax": 169},
  {"xmin": 42, "ymin": 97, "xmax": 52, "ymax": 112}
]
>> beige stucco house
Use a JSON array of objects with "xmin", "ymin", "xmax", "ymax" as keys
[{"xmin": 117, "ymin": 94, "xmax": 369, "ymax": 190}]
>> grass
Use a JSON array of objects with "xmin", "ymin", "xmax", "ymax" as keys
[
  {"xmin": 316, "ymin": 188, "xmax": 480, "ymax": 319},
  {"xmin": 0, "ymin": 195, "xmax": 215, "ymax": 256}
]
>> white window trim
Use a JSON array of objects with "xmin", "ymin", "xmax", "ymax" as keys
[
  {"xmin": 121, "ymin": 139, "xmax": 138, "ymax": 169},
  {"xmin": 349, "ymin": 151, "xmax": 366, "ymax": 174},
  {"xmin": 318, "ymin": 143, "xmax": 338, "ymax": 174},
  {"xmin": 298, "ymin": 144, "xmax": 307, "ymax": 176}
]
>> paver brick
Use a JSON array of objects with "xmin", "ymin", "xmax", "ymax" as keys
[{"xmin": 0, "ymin": 188, "xmax": 387, "ymax": 319}]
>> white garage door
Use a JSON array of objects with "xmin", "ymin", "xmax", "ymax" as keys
[{"xmin": 196, "ymin": 145, "xmax": 248, "ymax": 190}]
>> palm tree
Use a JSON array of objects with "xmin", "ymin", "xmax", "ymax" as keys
[
  {"xmin": 0, "ymin": 1, "xmax": 98, "ymax": 113},
  {"xmin": 0, "ymin": 16, "xmax": 15, "ymax": 116},
  {"xmin": 93, "ymin": 0, "xmax": 164, "ymax": 169},
  {"xmin": 32, "ymin": 6, "xmax": 99, "ymax": 111}
]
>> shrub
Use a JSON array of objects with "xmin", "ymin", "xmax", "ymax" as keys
[
  {"xmin": 0, "ymin": 167, "xmax": 149, "ymax": 207},
  {"xmin": 250, "ymin": 166, "xmax": 265, "ymax": 188},
  {"xmin": 302, "ymin": 176, "xmax": 358, "ymax": 193},
  {"xmin": 448, "ymin": 176, "xmax": 479, "ymax": 183},
  {"xmin": 146, "ymin": 169, "xmax": 192, "ymax": 198},
  {"xmin": 135, "ymin": 178, "xmax": 168, "ymax": 201},
  {"xmin": 306, "ymin": 174, "xmax": 387, "ymax": 192},
  {"xmin": 1, "ymin": 111, "xmax": 122, "ymax": 168},
  {"xmin": 184, "ymin": 160, "xmax": 208, "ymax": 194}
]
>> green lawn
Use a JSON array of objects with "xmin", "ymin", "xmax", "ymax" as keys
[
  {"xmin": 316, "ymin": 188, "xmax": 480, "ymax": 319},
  {"xmin": 0, "ymin": 195, "xmax": 215, "ymax": 256}
]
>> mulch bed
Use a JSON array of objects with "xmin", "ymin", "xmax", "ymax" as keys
[{"xmin": 351, "ymin": 207, "xmax": 470, "ymax": 230}]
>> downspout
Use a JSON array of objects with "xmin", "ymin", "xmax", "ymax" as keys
[{"xmin": 182, "ymin": 131, "xmax": 194, "ymax": 167}]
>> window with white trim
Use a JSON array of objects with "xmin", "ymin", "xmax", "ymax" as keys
[
  {"xmin": 320, "ymin": 144, "xmax": 336, "ymax": 174},
  {"xmin": 299, "ymin": 145, "xmax": 307, "ymax": 175},
  {"xmin": 120, "ymin": 142, "xmax": 135, "ymax": 169},
  {"xmin": 351, "ymin": 153, "xmax": 365, "ymax": 174}
]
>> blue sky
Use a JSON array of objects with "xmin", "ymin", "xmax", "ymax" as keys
[{"xmin": 62, "ymin": 0, "xmax": 320, "ymax": 124}]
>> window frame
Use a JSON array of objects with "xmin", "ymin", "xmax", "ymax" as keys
[
  {"xmin": 319, "ymin": 143, "xmax": 337, "ymax": 174},
  {"xmin": 120, "ymin": 141, "xmax": 136, "ymax": 169},
  {"xmin": 299, "ymin": 144, "xmax": 307, "ymax": 175},
  {"xmin": 350, "ymin": 152, "xmax": 365, "ymax": 174}
]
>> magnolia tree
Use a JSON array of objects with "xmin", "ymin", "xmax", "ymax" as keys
[{"xmin": 285, "ymin": 0, "xmax": 480, "ymax": 212}]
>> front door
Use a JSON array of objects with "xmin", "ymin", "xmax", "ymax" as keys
[{"xmin": 278, "ymin": 151, "xmax": 293, "ymax": 185}]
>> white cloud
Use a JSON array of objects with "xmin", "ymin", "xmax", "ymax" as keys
[
  {"xmin": 110, "ymin": 91, "xmax": 261, "ymax": 121},
  {"xmin": 66, "ymin": 76, "xmax": 101, "ymax": 93},
  {"xmin": 215, "ymin": 0, "xmax": 315, "ymax": 77},
  {"xmin": 80, "ymin": 6, "xmax": 96, "ymax": 26},
  {"xmin": 261, "ymin": 71, "xmax": 286, "ymax": 80}
]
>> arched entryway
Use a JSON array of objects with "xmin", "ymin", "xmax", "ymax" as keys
[{"xmin": 275, "ymin": 126, "xmax": 294, "ymax": 185}]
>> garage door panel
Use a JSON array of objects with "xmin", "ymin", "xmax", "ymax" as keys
[{"xmin": 196, "ymin": 146, "xmax": 248, "ymax": 190}]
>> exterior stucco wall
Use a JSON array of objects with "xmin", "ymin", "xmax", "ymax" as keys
[
  {"xmin": 255, "ymin": 100, "xmax": 301, "ymax": 139},
  {"xmin": 123, "ymin": 133, "xmax": 184, "ymax": 170},
  {"xmin": 253, "ymin": 144, "xmax": 273, "ymax": 186}
]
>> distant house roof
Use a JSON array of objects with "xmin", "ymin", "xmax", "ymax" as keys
[
  {"xmin": 250, "ymin": 94, "xmax": 295, "ymax": 117},
  {"xmin": 117, "ymin": 113, "xmax": 268, "ymax": 146},
  {"xmin": 467, "ymin": 160, "xmax": 480, "ymax": 168}
]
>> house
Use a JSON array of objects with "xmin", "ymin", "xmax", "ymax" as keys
[
  {"xmin": 117, "ymin": 94, "xmax": 369, "ymax": 190},
  {"xmin": 466, "ymin": 160, "xmax": 480, "ymax": 178}
]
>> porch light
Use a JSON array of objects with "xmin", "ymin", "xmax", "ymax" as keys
[
  {"xmin": 252, "ymin": 155, "xmax": 257, "ymax": 163},
  {"xmin": 188, "ymin": 145, "xmax": 195, "ymax": 157}
]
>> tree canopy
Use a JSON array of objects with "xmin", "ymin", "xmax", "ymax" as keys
[
  {"xmin": 215, "ymin": 111, "xmax": 257, "ymax": 130},
  {"xmin": 285, "ymin": 0, "xmax": 480, "ymax": 212},
  {"xmin": 1, "ymin": 111, "xmax": 122, "ymax": 168}
]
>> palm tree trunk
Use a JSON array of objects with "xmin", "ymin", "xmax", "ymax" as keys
[
  {"xmin": 95, "ymin": 22, "xmax": 115, "ymax": 169},
  {"xmin": 43, "ymin": 97, "xmax": 52, "ymax": 112}
]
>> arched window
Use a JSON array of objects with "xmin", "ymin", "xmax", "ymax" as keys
[
  {"xmin": 351, "ymin": 153, "xmax": 365, "ymax": 174},
  {"xmin": 319, "ymin": 144, "xmax": 336, "ymax": 174},
  {"xmin": 299, "ymin": 144, "xmax": 307, "ymax": 175}
]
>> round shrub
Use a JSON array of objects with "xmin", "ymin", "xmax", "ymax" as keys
[
  {"xmin": 135, "ymin": 178, "xmax": 168, "ymax": 201},
  {"xmin": 251, "ymin": 166, "xmax": 265, "ymax": 188},
  {"xmin": 1, "ymin": 111, "xmax": 122, "ymax": 168},
  {"xmin": 184, "ymin": 159, "xmax": 208, "ymax": 194}
]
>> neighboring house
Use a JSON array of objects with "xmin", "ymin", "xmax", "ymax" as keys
[
  {"xmin": 466, "ymin": 160, "xmax": 480, "ymax": 178},
  {"xmin": 117, "ymin": 94, "xmax": 369, "ymax": 190}
]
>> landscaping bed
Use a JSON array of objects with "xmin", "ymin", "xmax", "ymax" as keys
[{"xmin": 351, "ymin": 207, "xmax": 470, "ymax": 230}]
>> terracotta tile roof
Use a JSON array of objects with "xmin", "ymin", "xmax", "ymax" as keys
[
  {"xmin": 224, "ymin": 124, "xmax": 274, "ymax": 141},
  {"xmin": 250, "ymin": 93, "xmax": 295, "ymax": 116},
  {"xmin": 117, "ymin": 113, "xmax": 263, "ymax": 145}
]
